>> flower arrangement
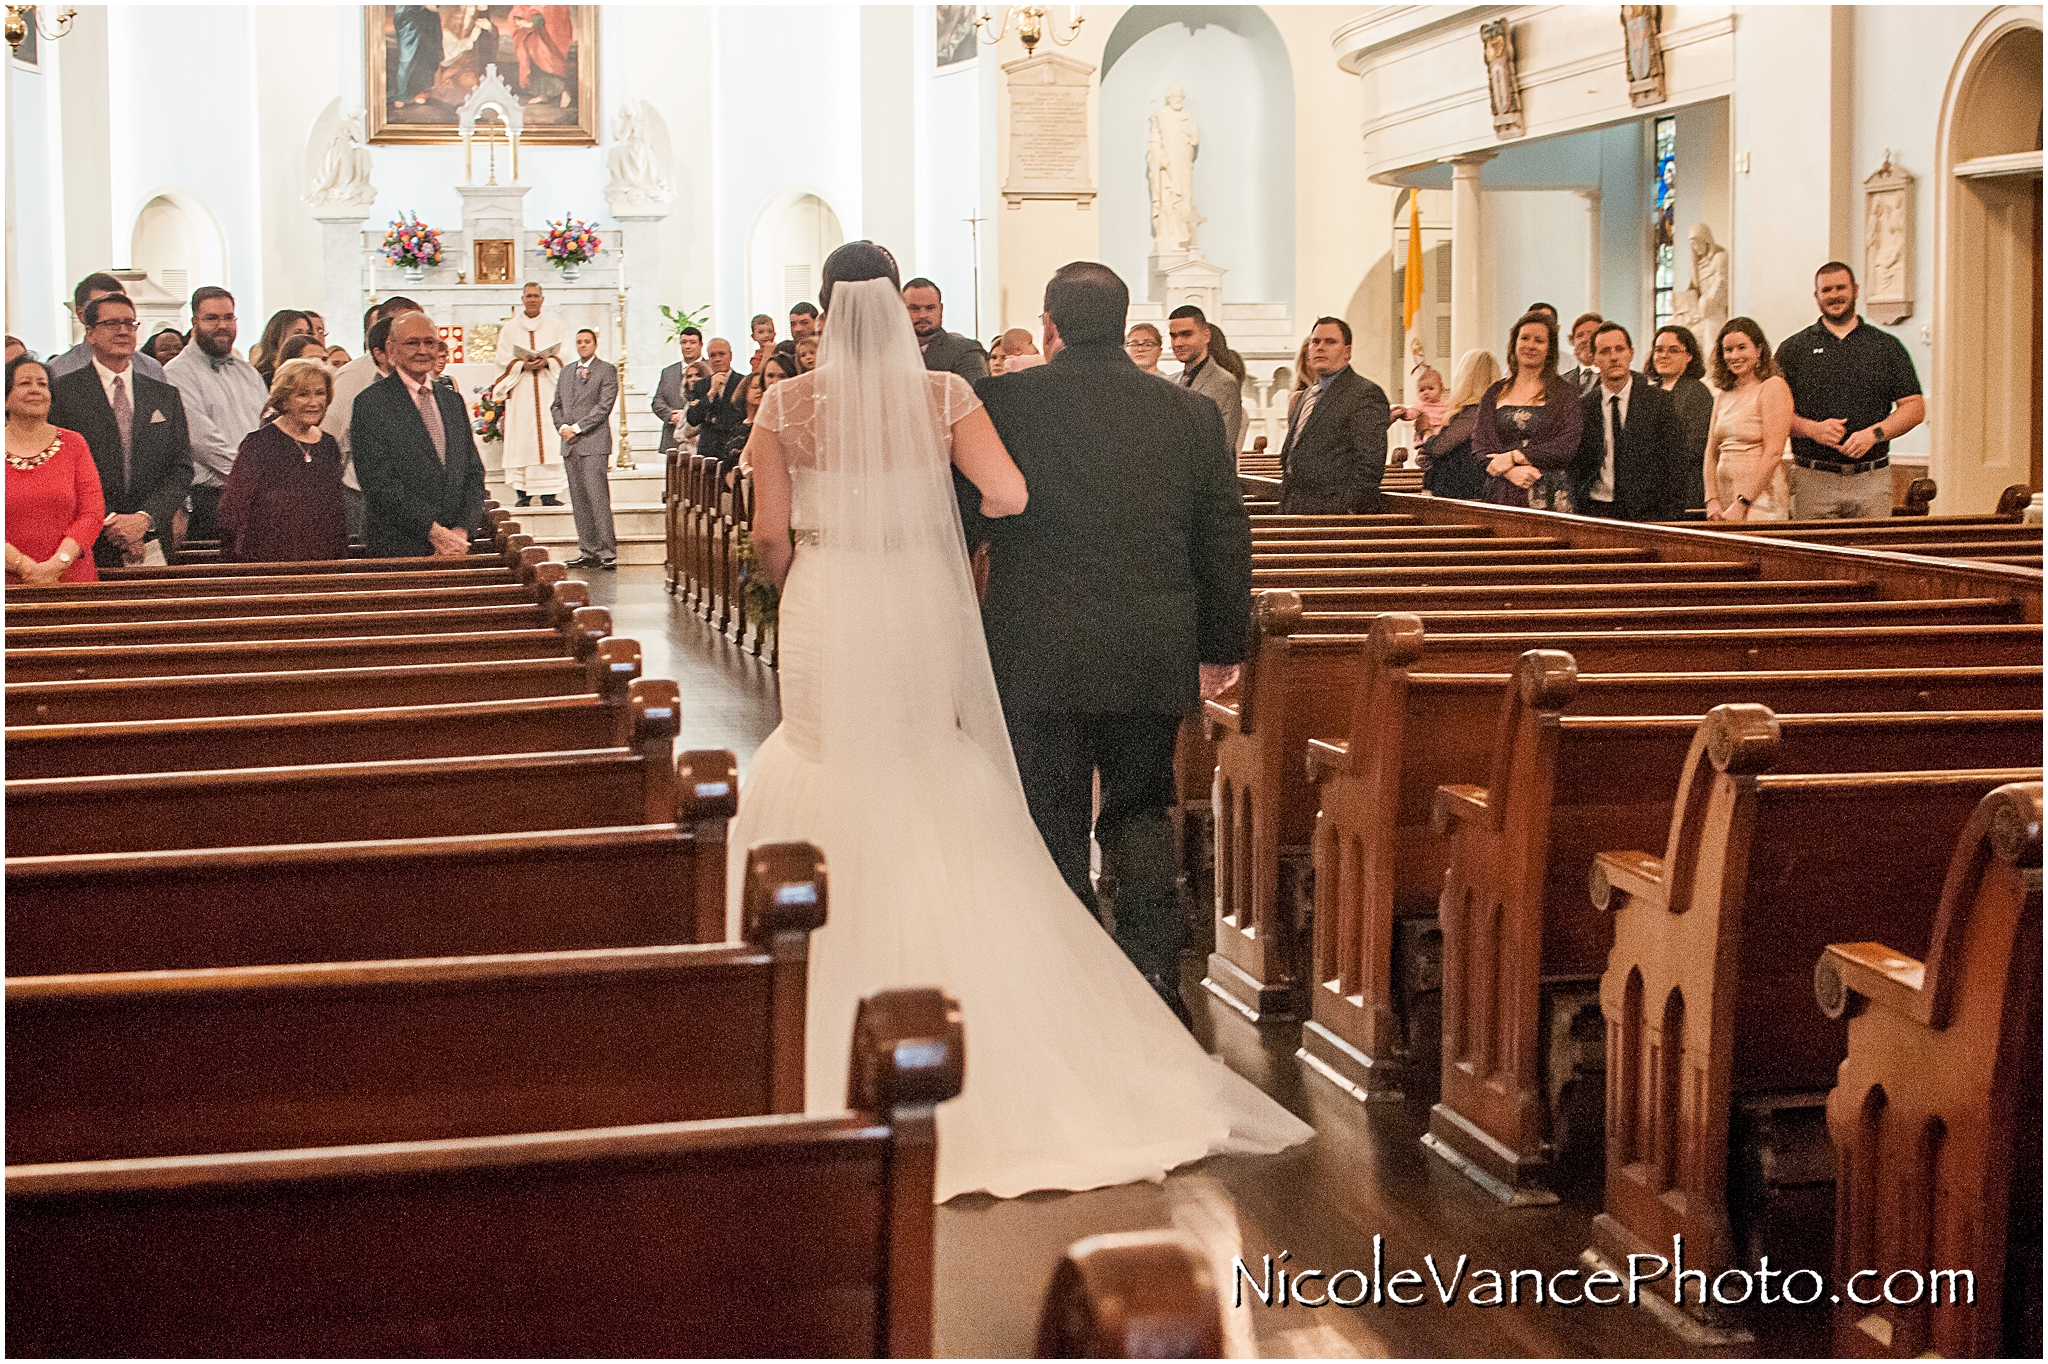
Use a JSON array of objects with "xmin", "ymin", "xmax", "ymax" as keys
[
  {"xmin": 538, "ymin": 216, "xmax": 602, "ymax": 269},
  {"xmin": 471, "ymin": 386, "xmax": 506, "ymax": 443},
  {"xmin": 735, "ymin": 527, "xmax": 780, "ymax": 631},
  {"xmin": 381, "ymin": 213, "xmax": 442, "ymax": 269}
]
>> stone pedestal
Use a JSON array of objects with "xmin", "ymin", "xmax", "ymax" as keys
[
  {"xmin": 314, "ymin": 213, "xmax": 373, "ymax": 349},
  {"xmin": 456, "ymin": 182, "xmax": 532, "ymax": 274},
  {"xmin": 1147, "ymin": 248, "xmax": 1226, "ymax": 319}
]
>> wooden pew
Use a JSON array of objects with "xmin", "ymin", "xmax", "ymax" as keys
[
  {"xmin": 6, "ymin": 707, "xmax": 692, "ymax": 856},
  {"xmin": 6, "ymin": 635, "xmax": 642, "ymax": 726},
  {"xmin": 6, "ymin": 750, "xmax": 739, "ymax": 977},
  {"xmin": 7, "ymin": 841, "xmax": 825, "ymax": 1165},
  {"xmin": 1035, "ymin": 1232, "xmax": 1222, "ymax": 1359},
  {"xmin": 5, "ymin": 987, "xmax": 961, "ymax": 1358},
  {"xmin": 17, "ymin": 541, "xmax": 551, "ymax": 599},
  {"xmin": 1428, "ymin": 695, "xmax": 2043, "ymax": 1203},
  {"xmin": 95, "ymin": 547, "xmax": 535, "ymax": 581},
  {"xmin": 1251, "ymin": 559, "xmax": 1764, "ymax": 590},
  {"xmin": 1816, "ymin": 781, "xmax": 2042, "ymax": 1360},
  {"xmin": 1294, "ymin": 638, "xmax": 2040, "ymax": 1099},
  {"xmin": 1587, "ymin": 717, "xmax": 2038, "ymax": 1297},
  {"xmin": 1297, "ymin": 596, "xmax": 2027, "ymax": 633}
]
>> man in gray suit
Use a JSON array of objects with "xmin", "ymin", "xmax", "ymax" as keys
[
  {"xmin": 651, "ymin": 327, "xmax": 701, "ymax": 455},
  {"xmin": 902, "ymin": 277, "xmax": 990, "ymax": 382},
  {"xmin": 1167, "ymin": 305, "xmax": 1244, "ymax": 454},
  {"xmin": 551, "ymin": 328, "xmax": 619, "ymax": 569}
]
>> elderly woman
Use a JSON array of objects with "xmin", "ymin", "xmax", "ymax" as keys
[
  {"xmin": 216, "ymin": 358, "xmax": 348, "ymax": 562},
  {"xmin": 5, "ymin": 356, "xmax": 104, "ymax": 583}
]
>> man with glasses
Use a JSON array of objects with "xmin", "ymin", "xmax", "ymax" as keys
[
  {"xmin": 48, "ymin": 293, "xmax": 194, "ymax": 567},
  {"xmin": 164, "ymin": 286, "xmax": 267, "ymax": 540},
  {"xmin": 49, "ymin": 272, "xmax": 168, "ymax": 382}
]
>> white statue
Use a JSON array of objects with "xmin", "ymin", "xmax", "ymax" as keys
[
  {"xmin": 1685, "ymin": 223, "xmax": 1729, "ymax": 338},
  {"xmin": 303, "ymin": 98, "xmax": 378, "ymax": 211},
  {"xmin": 1867, "ymin": 194, "xmax": 1907, "ymax": 300},
  {"xmin": 605, "ymin": 100, "xmax": 676, "ymax": 212},
  {"xmin": 1147, "ymin": 85, "xmax": 1202, "ymax": 253}
]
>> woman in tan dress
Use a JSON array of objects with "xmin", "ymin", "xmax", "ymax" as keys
[{"xmin": 1701, "ymin": 316, "xmax": 1792, "ymax": 522}]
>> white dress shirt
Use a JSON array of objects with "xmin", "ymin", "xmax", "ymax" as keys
[
  {"xmin": 164, "ymin": 345, "xmax": 268, "ymax": 489},
  {"xmin": 1591, "ymin": 377, "xmax": 1632, "ymax": 504}
]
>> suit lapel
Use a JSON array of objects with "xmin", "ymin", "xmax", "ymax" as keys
[{"xmin": 67, "ymin": 370, "xmax": 125, "ymax": 497}]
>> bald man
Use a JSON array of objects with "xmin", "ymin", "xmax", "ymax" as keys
[{"xmin": 350, "ymin": 312, "xmax": 486, "ymax": 557}]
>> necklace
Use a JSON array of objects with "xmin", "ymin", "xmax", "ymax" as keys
[
  {"xmin": 6, "ymin": 429, "xmax": 63, "ymax": 471},
  {"xmin": 282, "ymin": 423, "xmax": 319, "ymax": 463}
]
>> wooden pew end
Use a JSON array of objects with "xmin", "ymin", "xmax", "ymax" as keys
[
  {"xmin": 1813, "ymin": 942, "xmax": 1924, "ymax": 1022},
  {"xmin": 1703, "ymin": 703, "xmax": 1783, "ymax": 774},
  {"xmin": 631, "ymin": 679, "xmax": 683, "ymax": 748},
  {"xmin": 1034, "ymin": 1231, "xmax": 1223, "ymax": 1360},
  {"xmin": 741, "ymin": 840, "xmax": 828, "ymax": 941},
  {"xmin": 1514, "ymin": 648, "xmax": 1579, "ymax": 712},
  {"xmin": 1589, "ymin": 850, "xmax": 1663, "ymax": 913},
  {"xmin": 570, "ymin": 605, "xmax": 613, "ymax": 660},
  {"xmin": 1995, "ymin": 483, "xmax": 2032, "ymax": 516},
  {"xmin": 516, "ymin": 544, "xmax": 551, "ymax": 578},
  {"xmin": 676, "ymin": 748, "xmax": 740, "ymax": 826},
  {"xmin": 1366, "ymin": 611, "xmax": 1426, "ymax": 669},
  {"xmin": 1253, "ymin": 589, "xmax": 1303, "ymax": 638},
  {"xmin": 594, "ymin": 636, "xmax": 644, "ymax": 703},
  {"xmin": 848, "ymin": 988, "xmax": 965, "ymax": 1115}
]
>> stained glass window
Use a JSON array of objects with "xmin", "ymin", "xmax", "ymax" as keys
[{"xmin": 1653, "ymin": 116, "xmax": 1677, "ymax": 330}]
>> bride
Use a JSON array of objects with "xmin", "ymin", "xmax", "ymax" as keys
[{"xmin": 728, "ymin": 241, "xmax": 1312, "ymax": 1202}]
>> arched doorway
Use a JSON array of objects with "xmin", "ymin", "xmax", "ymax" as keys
[
  {"xmin": 129, "ymin": 188, "xmax": 227, "ymax": 323},
  {"xmin": 747, "ymin": 190, "xmax": 844, "ymax": 325},
  {"xmin": 1932, "ymin": 10, "xmax": 2043, "ymax": 512}
]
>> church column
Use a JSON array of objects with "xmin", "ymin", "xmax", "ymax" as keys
[
  {"xmin": 1576, "ymin": 188, "xmax": 1602, "ymax": 315},
  {"xmin": 610, "ymin": 210, "xmax": 672, "ymax": 462},
  {"xmin": 1448, "ymin": 153, "xmax": 1495, "ymax": 365},
  {"xmin": 313, "ymin": 213, "xmax": 372, "ymax": 351}
]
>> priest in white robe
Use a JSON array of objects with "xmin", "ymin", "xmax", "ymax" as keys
[{"xmin": 493, "ymin": 282, "xmax": 568, "ymax": 502}]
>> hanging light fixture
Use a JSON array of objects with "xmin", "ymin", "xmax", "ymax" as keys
[
  {"xmin": 973, "ymin": 5, "xmax": 1083, "ymax": 58},
  {"xmin": 6, "ymin": 6, "xmax": 78, "ymax": 54}
]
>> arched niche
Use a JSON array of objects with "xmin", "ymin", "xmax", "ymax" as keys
[
  {"xmin": 747, "ymin": 189, "xmax": 845, "ymax": 326},
  {"xmin": 1931, "ymin": 10, "xmax": 2043, "ymax": 512},
  {"xmin": 128, "ymin": 187, "xmax": 227, "ymax": 323},
  {"xmin": 1099, "ymin": 6, "xmax": 1293, "ymax": 310}
]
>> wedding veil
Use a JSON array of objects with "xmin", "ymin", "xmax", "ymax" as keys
[{"xmin": 802, "ymin": 275, "xmax": 1022, "ymax": 793}]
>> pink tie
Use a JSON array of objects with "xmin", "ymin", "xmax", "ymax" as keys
[
  {"xmin": 414, "ymin": 382, "xmax": 446, "ymax": 464},
  {"xmin": 111, "ymin": 374, "xmax": 133, "ymax": 489}
]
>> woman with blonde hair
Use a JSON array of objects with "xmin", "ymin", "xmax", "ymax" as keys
[
  {"xmin": 1702, "ymin": 316, "xmax": 1792, "ymax": 522},
  {"xmin": 1416, "ymin": 349, "xmax": 1501, "ymax": 500},
  {"xmin": 216, "ymin": 358, "xmax": 348, "ymax": 561}
]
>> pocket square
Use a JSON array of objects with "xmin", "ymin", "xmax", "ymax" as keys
[{"xmin": 149, "ymin": 409, "xmax": 167, "ymax": 423}]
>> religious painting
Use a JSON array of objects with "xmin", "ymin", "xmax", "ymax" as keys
[
  {"xmin": 473, "ymin": 238, "xmax": 515, "ymax": 284},
  {"xmin": 1622, "ymin": 5, "xmax": 1667, "ymax": 108},
  {"xmin": 1480, "ymin": 19, "xmax": 1523, "ymax": 139},
  {"xmin": 364, "ymin": 6, "xmax": 599, "ymax": 146},
  {"xmin": 936, "ymin": 4, "xmax": 977, "ymax": 68},
  {"xmin": 10, "ymin": 7, "xmax": 39, "ymax": 70},
  {"xmin": 1862, "ymin": 154, "xmax": 1916, "ymax": 324}
]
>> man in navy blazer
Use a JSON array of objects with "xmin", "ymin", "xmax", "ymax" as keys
[{"xmin": 350, "ymin": 312, "xmax": 485, "ymax": 558}]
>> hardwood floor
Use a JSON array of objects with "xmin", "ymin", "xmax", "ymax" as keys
[{"xmin": 631, "ymin": 570, "xmax": 1826, "ymax": 1358}]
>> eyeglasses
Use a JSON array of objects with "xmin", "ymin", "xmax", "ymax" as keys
[
  {"xmin": 1126, "ymin": 340, "xmax": 1161, "ymax": 351},
  {"xmin": 90, "ymin": 319, "xmax": 141, "ymax": 332}
]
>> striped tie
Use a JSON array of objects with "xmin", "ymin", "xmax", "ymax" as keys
[{"xmin": 110, "ymin": 373, "xmax": 133, "ymax": 491}]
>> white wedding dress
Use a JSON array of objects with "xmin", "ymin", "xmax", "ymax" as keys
[{"xmin": 725, "ymin": 279, "xmax": 1312, "ymax": 1201}]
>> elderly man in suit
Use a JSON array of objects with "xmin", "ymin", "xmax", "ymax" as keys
[
  {"xmin": 687, "ymin": 338, "xmax": 750, "ymax": 471},
  {"xmin": 552, "ymin": 327, "xmax": 620, "ymax": 569},
  {"xmin": 350, "ymin": 311, "xmax": 486, "ymax": 558},
  {"xmin": 1277, "ymin": 316, "xmax": 1391, "ymax": 515},
  {"xmin": 1166, "ymin": 305, "xmax": 1243, "ymax": 454},
  {"xmin": 972, "ymin": 261, "xmax": 1250, "ymax": 1023},
  {"xmin": 47, "ymin": 292, "xmax": 193, "ymax": 569},
  {"xmin": 1566, "ymin": 321, "xmax": 1686, "ymax": 521},
  {"xmin": 902, "ymin": 277, "xmax": 990, "ymax": 383}
]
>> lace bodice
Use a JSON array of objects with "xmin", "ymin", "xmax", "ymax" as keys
[{"xmin": 757, "ymin": 369, "xmax": 981, "ymax": 469}]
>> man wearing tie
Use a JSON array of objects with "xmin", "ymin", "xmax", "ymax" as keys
[
  {"xmin": 552, "ymin": 327, "xmax": 620, "ymax": 569},
  {"xmin": 350, "ymin": 312, "xmax": 486, "ymax": 558},
  {"xmin": 1166, "ymin": 305, "xmax": 1244, "ymax": 455},
  {"xmin": 47, "ymin": 292, "xmax": 194, "ymax": 568},
  {"xmin": 1276, "ymin": 317, "xmax": 1390, "ymax": 515},
  {"xmin": 1567, "ymin": 321, "xmax": 1685, "ymax": 521}
]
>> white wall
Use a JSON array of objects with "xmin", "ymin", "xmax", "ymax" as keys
[
  {"xmin": 7, "ymin": 34, "xmax": 68, "ymax": 354},
  {"xmin": 917, "ymin": 8, "xmax": 988, "ymax": 334}
]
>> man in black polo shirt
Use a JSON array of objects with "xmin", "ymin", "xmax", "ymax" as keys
[{"xmin": 1775, "ymin": 261, "xmax": 1925, "ymax": 519}]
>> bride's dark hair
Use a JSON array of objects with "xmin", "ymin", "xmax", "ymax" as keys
[{"xmin": 819, "ymin": 240, "xmax": 901, "ymax": 312}]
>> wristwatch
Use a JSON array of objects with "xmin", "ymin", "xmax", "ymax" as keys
[{"xmin": 54, "ymin": 549, "xmax": 74, "ymax": 565}]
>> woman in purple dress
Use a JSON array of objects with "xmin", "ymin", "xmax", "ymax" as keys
[{"xmin": 217, "ymin": 358, "xmax": 349, "ymax": 562}]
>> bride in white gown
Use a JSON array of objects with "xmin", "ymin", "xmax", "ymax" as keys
[{"xmin": 727, "ymin": 243, "xmax": 1312, "ymax": 1202}]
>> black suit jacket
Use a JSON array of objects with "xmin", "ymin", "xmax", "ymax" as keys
[
  {"xmin": 350, "ymin": 372, "xmax": 487, "ymax": 558},
  {"xmin": 1276, "ymin": 365, "xmax": 1390, "ymax": 515},
  {"xmin": 1568, "ymin": 375, "xmax": 1687, "ymax": 522},
  {"xmin": 686, "ymin": 371, "xmax": 749, "ymax": 469},
  {"xmin": 48, "ymin": 364, "xmax": 194, "ymax": 568},
  {"xmin": 973, "ymin": 342, "xmax": 1250, "ymax": 716},
  {"xmin": 921, "ymin": 330, "xmax": 991, "ymax": 384}
]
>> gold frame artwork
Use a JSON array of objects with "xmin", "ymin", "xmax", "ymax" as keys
[
  {"xmin": 365, "ymin": 5, "xmax": 599, "ymax": 146},
  {"xmin": 473, "ymin": 238, "xmax": 516, "ymax": 284}
]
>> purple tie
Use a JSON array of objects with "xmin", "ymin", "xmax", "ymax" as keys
[
  {"xmin": 110, "ymin": 373, "xmax": 133, "ymax": 489},
  {"xmin": 414, "ymin": 382, "xmax": 446, "ymax": 464}
]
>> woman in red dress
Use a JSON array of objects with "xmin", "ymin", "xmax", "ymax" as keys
[{"xmin": 5, "ymin": 356, "xmax": 104, "ymax": 584}]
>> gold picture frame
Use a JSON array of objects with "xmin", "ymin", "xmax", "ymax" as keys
[
  {"xmin": 365, "ymin": 6, "xmax": 599, "ymax": 147},
  {"xmin": 473, "ymin": 238, "xmax": 516, "ymax": 285}
]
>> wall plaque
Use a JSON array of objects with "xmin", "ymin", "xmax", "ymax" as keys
[
  {"xmin": 1862, "ymin": 153, "xmax": 1916, "ymax": 324},
  {"xmin": 1002, "ymin": 52, "xmax": 1096, "ymax": 207}
]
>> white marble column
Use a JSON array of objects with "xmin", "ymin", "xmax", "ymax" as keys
[
  {"xmin": 609, "ymin": 209, "xmax": 673, "ymax": 466},
  {"xmin": 313, "ymin": 213, "xmax": 373, "ymax": 349},
  {"xmin": 1448, "ymin": 153, "xmax": 1494, "ymax": 365},
  {"xmin": 1576, "ymin": 188, "xmax": 1602, "ymax": 314}
]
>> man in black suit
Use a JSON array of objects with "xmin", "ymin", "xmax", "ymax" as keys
[
  {"xmin": 350, "ymin": 312, "xmax": 486, "ymax": 558},
  {"xmin": 1567, "ymin": 322, "xmax": 1686, "ymax": 521},
  {"xmin": 973, "ymin": 261, "xmax": 1251, "ymax": 1021},
  {"xmin": 1276, "ymin": 316, "xmax": 1390, "ymax": 514},
  {"xmin": 686, "ymin": 337, "xmax": 750, "ymax": 471},
  {"xmin": 47, "ymin": 293, "xmax": 193, "ymax": 568},
  {"xmin": 903, "ymin": 277, "xmax": 990, "ymax": 383}
]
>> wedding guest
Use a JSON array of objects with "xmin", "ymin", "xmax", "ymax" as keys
[
  {"xmin": 686, "ymin": 337, "xmax": 749, "ymax": 470},
  {"xmin": 1568, "ymin": 322, "xmax": 1686, "ymax": 521},
  {"xmin": 1204, "ymin": 323, "xmax": 1248, "ymax": 385},
  {"xmin": 4, "ymin": 336, "xmax": 28, "ymax": 364},
  {"xmin": 794, "ymin": 335, "xmax": 819, "ymax": 374},
  {"xmin": 326, "ymin": 345, "xmax": 352, "ymax": 369},
  {"xmin": 1393, "ymin": 365, "xmax": 1446, "ymax": 441},
  {"xmin": 1167, "ymin": 305, "xmax": 1242, "ymax": 453},
  {"xmin": 998, "ymin": 328, "xmax": 1045, "ymax": 372},
  {"xmin": 249, "ymin": 308, "xmax": 312, "ymax": 383},
  {"xmin": 1703, "ymin": 317, "xmax": 1793, "ymax": 523},
  {"xmin": 1648, "ymin": 323, "xmax": 1714, "ymax": 510},
  {"xmin": 989, "ymin": 335, "xmax": 1008, "ymax": 377},
  {"xmin": 1777, "ymin": 261, "xmax": 1924, "ymax": 519},
  {"xmin": 325, "ymin": 298, "xmax": 423, "ymax": 541},
  {"xmin": 49, "ymin": 273, "xmax": 167, "ymax": 382},
  {"xmin": 748, "ymin": 313, "xmax": 778, "ymax": 372},
  {"xmin": 652, "ymin": 328, "xmax": 701, "ymax": 455},
  {"xmin": 1416, "ymin": 348, "xmax": 1500, "ymax": 501},
  {"xmin": 551, "ymin": 327, "xmax": 620, "ymax": 569},
  {"xmin": 165, "ymin": 285, "xmax": 267, "ymax": 541},
  {"xmin": 1276, "ymin": 317, "xmax": 1391, "ymax": 514},
  {"xmin": 902, "ymin": 277, "xmax": 990, "ymax": 382},
  {"xmin": 1525, "ymin": 301, "xmax": 1560, "ymax": 326},
  {"xmin": 1563, "ymin": 312, "xmax": 1603, "ymax": 394},
  {"xmin": 351, "ymin": 312, "xmax": 485, "ymax": 557},
  {"xmin": 5, "ymin": 356, "xmax": 103, "ymax": 583},
  {"xmin": 1473, "ymin": 311, "xmax": 1583, "ymax": 509},
  {"xmin": 303, "ymin": 311, "xmax": 328, "ymax": 349},
  {"xmin": 788, "ymin": 302, "xmax": 819, "ymax": 341},
  {"xmin": 1124, "ymin": 322, "xmax": 1163, "ymax": 375},
  {"xmin": 145, "ymin": 329, "xmax": 187, "ymax": 366},
  {"xmin": 217, "ymin": 358, "xmax": 347, "ymax": 562},
  {"xmin": 276, "ymin": 333, "xmax": 327, "ymax": 373}
]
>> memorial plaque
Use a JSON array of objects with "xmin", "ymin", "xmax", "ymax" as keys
[{"xmin": 1002, "ymin": 53, "xmax": 1096, "ymax": 205}]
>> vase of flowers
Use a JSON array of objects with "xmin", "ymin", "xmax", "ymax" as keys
[
  {"xmin": 382, "ymin": 213, "xmax": 442, "ymax": 283},
  {"xmin": 471, "ymin": 387, "xmax": 506, "ymax": 444},
  {"xmin": 538, "ymin": 216, "xmax": 601, "ymax": 283}
]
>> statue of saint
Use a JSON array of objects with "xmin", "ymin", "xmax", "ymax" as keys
[
  {"xmin": 1686, "ymin": 223, "xmax": 1730, "ymax": 338},
  {"xmin": 1146, "ymin": 85, "xmax": 1201, "ymax": 253}
]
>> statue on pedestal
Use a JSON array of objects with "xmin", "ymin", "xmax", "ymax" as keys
[
  {"xmin": 604, "ymin": 101, "xmax": 676, "ymax": 214},
  {"xmin": 1681, "ymin": 223, "xmax": 1729, "ymax": 339},
  {"xmin": 304, "ymin": 98, "xmax": 378, "ymax": 211},
  {"xmin": 1147, "ymin": 85, "xmax": 1202, "ymax": 253}
]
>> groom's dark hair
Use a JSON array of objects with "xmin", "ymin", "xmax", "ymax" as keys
[
  {"xmin": 1043, "ymin": 262, "xmax": 1127, "ymax": 347},
  {"xmin": 820, "ymin": 241, "xmax": 901, "ymax": 312}
]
